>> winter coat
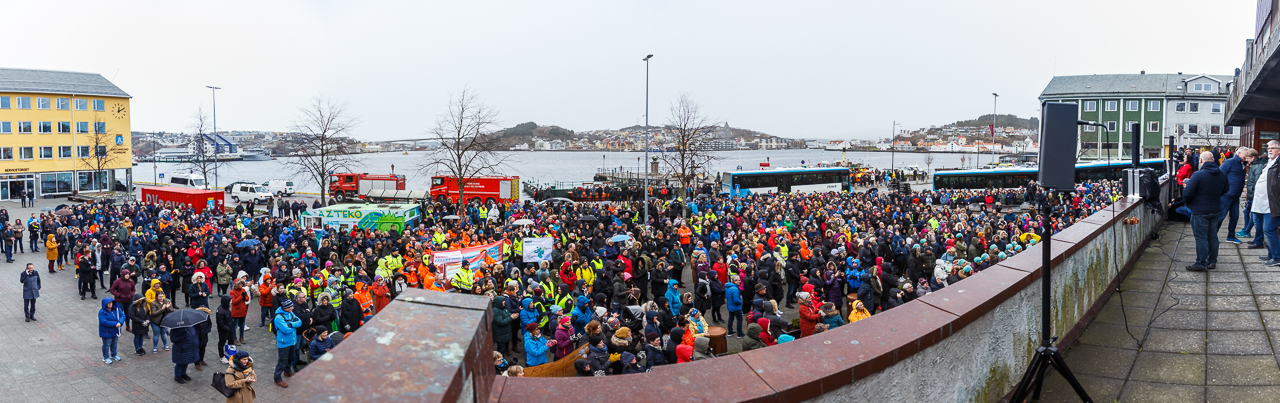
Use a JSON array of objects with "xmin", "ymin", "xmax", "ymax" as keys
[
  {"xmin": 308, "ymin": 335, "xmax": 335, "ymax": 360},
  {"xmin": 129, "ymin": 295, "xmax": 150, "ymax": 336},
  {"xmin": 798, "ymin": 302, "xmax": 821, "ymax": 337},
  {"xmin": 524, "ymin": 333, "xmax": 550, "ymax": 367},
  {"xmin": 273, "ymin": 308, "xmax": 302, "ymax": 348},
  {"xmin": 642, "ymin": 342, "xmax": 668, "ymax": 368},
  {"xmin": 1184, "ymin": 160, "xmax": 1228, "ymax": 215},
  {"xmin": 169, "ymin": 326, "xmax": 199, "ymax": 365},
  {"xmin": 691, "ymin": 336, "xmax": 712, "ymax": 361},
  {"xmin": 725, "ymin": 282, "xmax": 742, "ymax": 312},
  {"xmin": 311, "ymin": 304, "xmax": 336, "ymax": 333},
  {"xmin": 148, "ymin": 298, "xmax": 175, "ymax": 325},
  {"xmin": 216, "ymin": 295, "xmax": 235, "ymax": 337},
  {"xmin": 223, "ymin": 364, "xmax": 257, "ymax": 403},
  {"xmin": 554, "ymin": 325, "xmax": 575, "ymax": 359},
  {"xmin": 340, "ymin": 296, "xmax": 363, "ymax": 333},
  {"xmin": 492, "ymin": 298, "xmax": 514, "ymax": 345},
  {"xmin": 230, "ymin": 287, "xmax": 249, "ymax": 318},
  {"xmin": 20, "ymin": 270, "xmax": 40, "ymax": 300},
  {"xmin": 98, "ymin": 297, "xmax": 125, "ymax": 338},
  {"xmin": 45, "ymin": 235, "xmax": 58, "ymax": 261},
  {"xmin": 109, "ymin": 277, "xmax": 134, "ymax": 306}
]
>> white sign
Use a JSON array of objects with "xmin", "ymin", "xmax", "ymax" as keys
[{"xmin": 522, "ymin": 237, "xmax": 554, "ymax": 263}]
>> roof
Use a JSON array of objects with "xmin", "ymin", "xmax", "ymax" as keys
[
  {"xmin": 1039, "ymin": 74, "xmax": 1233, "ymax": 99},
  {"xmin": 0, "ymin": 68, "xmax": 131, "ymax": 98}
]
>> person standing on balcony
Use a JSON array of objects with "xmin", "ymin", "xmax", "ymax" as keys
[{"xmin": 1184, "ymin": 151, "xmax": 1228, "ymax": 272}]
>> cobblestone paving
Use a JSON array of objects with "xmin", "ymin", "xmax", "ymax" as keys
[
  {"xmin": 0, "ymin": 199, "xmax": 294, "ymax": 402},
  {"xmin": 1039, "ymin": 221, "xmax": 1280, "ymax": 402}
]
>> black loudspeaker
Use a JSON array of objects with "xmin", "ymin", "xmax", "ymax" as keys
[{"xmin": 1038, "ymin": 102, "xmax": 1079, "ymax": 190}]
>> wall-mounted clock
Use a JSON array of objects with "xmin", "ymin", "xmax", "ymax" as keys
[{"xmin": 112, "ymin": 103, "xmax": 127, "ymax": 119}]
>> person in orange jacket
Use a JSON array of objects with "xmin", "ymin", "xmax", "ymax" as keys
[{"xmin": 353, "ymin": 282, "xmax": 374, "ymax": 320}]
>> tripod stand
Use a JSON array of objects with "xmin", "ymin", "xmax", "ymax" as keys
[{"xmin": 1008, "ymin": 190, "xmax": 1092, "ymax": 402}]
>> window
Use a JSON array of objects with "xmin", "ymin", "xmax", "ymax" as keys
[
  {"xmin": 1189, "ymin": 103, "xmax": 1199, "ymax": 112},
  {"xmin": 41, "ymin": 172, "xmax": 73, "ymax": 194},
  {"xmin": 37, "ymin": 122, "xmax": 52, "ymax": 134},
  {"xmin": 58, "ymin": 146, "xmax": 71, "ymax": 158},
  {"xmin": 1210, "ymin": 125, "xmax": 1221, "ymax": 134},
  {"xmin": 94, "ymin": 122, "xmax": 106, "ymax": 134},
  {"xmin": 1193, "ymin": 83, "xmax": 1215, "ymax": 92},
  {"xmin": 17, "ymin": 122, "xmax": 32, "ymax": 133},
  {"xmin": 96, "ymin": 146, "xmax": 107, "ymax": 157},
  {"xmin": 15, "ymin": 97, "xmax": 30, "ymax": 109},
  {"xmin": 76, "ymin": 122, "xmax": 89, "ymax": 133},
  {"xmin": 77, "ymin": 146, "xmax": 90, "ymax": 158},
  {"xmin": 1148, "ymin": 121, "xmax": 1160, "ymax": 132},
  {"xmin": 0, "ymin": 147, "xmax": 11, "ymax": 160},
  {"xmin": 36, "ymin": 97, "xmax": 50, "ymax": 110},
  {"xmin": 56, "ymin": 98, "xmax": 69, "ymax": 110},
  {"xmin": 57, "ymin": 122, "xmax": 70, "ymax": 133},
  {"xmin": 1175, "ymin": 102, "xmax": 1186, "ymax": 112},
  {"xmin": 1084, "ymin": 101, "xmax": 1097, "ymax": 112},
  {"xmin": 1227, "ymin": 126, "xmax": 1235, "ymax": 135},
  {"xmin": 1126, "ymin": 100, "xmax": 1139, "ymax": 111},
  {"xmin": 39, "ymin": 146, "xmax": 53, "ymax": 159},
  {"xmin": 1212, "ymin": 103, "xmax": 1222, "ymax": 113},
  {"xmin": 0, "ymin": 96, "xmax": 8, "ymax": 109},
  {"xmin": 1083, "ymin": 124, "xmax": 1095, "ymax": 132},
  {"xmin": 1105, "ymin": 101, "xmax": 1118, "ymax": 111},
  {"xmin": 92, "ymin": 100, "xmax": 104, "ymax": 111},
  {"xmin": 1148, "ymin": 101, "xmax": 1160, "ymax": 111},
  {"xmin": 1189, "ymin": 124, "xmax": 1199, "ymax": 133},
  {"xmin": 75, "ymin": 99, "xmax": 88, "ymax": 111},
  {"xmin": 1263, "ymin": 131, "xmax": 1279, "ymax": 140},
  {"xmin": 0, "ymin": 122, "xmax": 9, "ymax": 134},
  {"xmin": 1106, "ymin": 121, "xmax": 1117, "ymax": 132},
  {"xmin": 19, "ymin": 147, "xmax": 33, "ymax": 160},
  {"xmin": 1126, "ymin": 121, "xmax": 1139, "ymax": 132}
]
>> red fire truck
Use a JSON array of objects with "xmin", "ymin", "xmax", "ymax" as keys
[
  {"xmin": 328, "ymin": 173, "xmax": 406, "ymax": 202},
  {"xmin": 430, "ymin": 176, "xmax": 520, "ymax": 204}
]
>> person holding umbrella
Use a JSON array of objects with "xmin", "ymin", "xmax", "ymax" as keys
[{"xmin": 161, "ymin": 307, "xmax": 209, "ymax": 383}]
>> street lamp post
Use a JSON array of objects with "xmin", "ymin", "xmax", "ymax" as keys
[
  {"xmin": 991, "ymin": 93, "xmax": 999, "ymax": 165},
  {"xmin": 206, "ymin": 86, "xmax": 221, "ymax": 189},
  {"xmin": 890, "ymin": 120, "xmax": 901, "ymax": 177},
  {"xmin": 643, "ymin": 54, "xmax": 652, "ymax": 226}
]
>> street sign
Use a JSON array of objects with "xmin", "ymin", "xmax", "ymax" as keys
[{"xmin": 159, "ymin": 173, "xmax": 165, "ymax": 178}]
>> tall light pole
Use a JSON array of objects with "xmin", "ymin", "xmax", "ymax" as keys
[
  {"xmin": 991, "ymin": 93, "xmax": 999, "ymax": 164},
  {"xmin": 890, "ymin": 120, "xmax": 901, "ymax": 177},
  {"xmin": 643, "ymin": 54, "xmax": 652, "ymax": 227},
  {"xmin": 206, "ymin": 86, "xmax": 221, "ymax": 189}
]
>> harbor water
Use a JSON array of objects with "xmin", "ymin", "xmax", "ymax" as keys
[{"xmin": 128, "ymin": 149, "xmax": 998, "ymax": 193}]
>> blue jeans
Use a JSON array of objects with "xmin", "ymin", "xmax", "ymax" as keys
[
  {"xmin": 275, "ymin": 346, "xmax": 293, "ymax": 382},
  {"xmin": 1191, "ymin": 213, "xmax": 1222, "ymax": 267},
  {"xmin": 1266, "ymin": 214, "xmax": 1280, "ymax": 261},
  {"xmin": 101, "ymin": 336, "xmax": 118, "ymax": 359},
  {"xmin": 1242, "ymin": 201, "xmax": 1255, "ymax": 234},
  {"xmin": 1252, "ymin": 212, "xmax": 1268, "ymax": 246},
  {"xmin": 233, "ymin": 317, "xmax": 246, "ymax": 340},
  {"xmin": 29, "ymin": 236, "xmax": 38, "ymax": 251},
  {"xmin": 728, "ymin": 311, "xmax": 744, "ymax": 336},
  {"xmin": 133, "ymin": 333, "xmax": 145, "ymax": 351},
  {"xmin": 1220, "ymin": 196, "xmax": 1241, "ymax": 236},
  {"xmin": 174, "ymin": 363, "xmax": 188, "ymax": 378},
  {"xmin": 151, "ymin": 324, "xmax": 169, "ymax": 349},
  {"xmin": 260, "ymin": 306, "xmax": 273, "ymax": 326}
]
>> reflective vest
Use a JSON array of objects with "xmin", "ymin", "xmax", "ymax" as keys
[
  {"xmin": 355, "ymin": 289, "xmax": 374, "ymax": 316},
  {"xmin": 452, "ymin": 268, "xmax": 475, "ymax": 291}
]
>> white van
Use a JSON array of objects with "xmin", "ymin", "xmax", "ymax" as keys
[
  {"xmin": 228, "ymin": 183, "xmax": 274, "ymax": 204},
  {"xmin": 262, "ymin": 179, "xmax": 295, "ymax": 196},
  {"xmin": 168, "ymin": 173, "xmax": 207, "ymax": 189}
]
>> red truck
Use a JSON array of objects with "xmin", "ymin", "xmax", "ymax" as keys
[
  {"xmin": 140, "ymin": 187, "xmax": 225, "ymax": 214},
  {"xmin": 430, "ymin": 176, "xmax": 520, "ymax": 204},
  {"xmin": 328, "ymin": 173, "xmax": 406, "ymax": 202}
]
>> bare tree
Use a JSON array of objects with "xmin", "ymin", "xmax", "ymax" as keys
[
  {"xmin": 182, "ymin": 107, "xmax": 222, "ymax": 189},
  {"xmin": 78, "ymin": 117, "xmax": 126, "ymax": 193},
  {"xmin": 284, "ymin": 97, "xmax": 361, "ymax": 203},
  {"xmin": 659, "ymin": 94, "xmax": 720, "ymax": 195},
  {"xmin": 417, "ymin": 87, "xmax": 509, "ymax": 210},
  {"xmin": 922, "ymin": 153, "xmax": 935, "ymax": 184}
]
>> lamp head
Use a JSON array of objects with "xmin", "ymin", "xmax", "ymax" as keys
[{"xmin": 643, "ymin": 55, "xmax": 653, "ymax": 61}]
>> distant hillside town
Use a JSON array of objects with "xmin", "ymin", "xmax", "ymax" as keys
[
  {"xmin": 812, "ymin": 114, "xmax": 1042, "ymax": 154},
  {"xmin": 500, "ymin": 122, "xmax": 805, "ymax": 151}
]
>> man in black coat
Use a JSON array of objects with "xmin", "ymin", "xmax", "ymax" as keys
[
  {"xmin": 1183, "ymin": 151, "xmax": 1229, "ymax": 271},
  {"xmin": 193, "ymin": 306, "xmax": 213, "ymax": 371},
  {"xmin": 216, "ymin": 295, "xmax": 234, "ymax": 364}
]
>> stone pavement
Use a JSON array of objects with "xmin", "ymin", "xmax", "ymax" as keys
[
  {"xmin": 1038, "ymin": 220, "xmax": 1280, "ymax": 402},
  {"xmin": 0, "ymin": 198, "xmax": 295, "ymax": 402}
]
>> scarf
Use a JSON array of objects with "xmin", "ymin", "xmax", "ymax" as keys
[{"xmin": 689, "ymin": 309, "xmax": 705, "ymax": 334}]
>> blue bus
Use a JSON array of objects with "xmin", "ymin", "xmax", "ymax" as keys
[
  {"xmin": 932, "ymin": 158, "xmax": 1168, "ymax": 190},
  {"xmin": 721, "ymin": 167, "xmax": 851, "ymax": 197}
]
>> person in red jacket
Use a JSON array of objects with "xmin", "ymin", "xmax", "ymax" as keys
[
  {"xmin": 370, "ymin": 276, "xmax": 392, "ymax": 314},
  {"xmin": 229, "ymin": 278, "xmax": 249, "ymax": 345},
  {"xmin": 797, "ymin": 291, "xmax": 821, "ymax": 337}
]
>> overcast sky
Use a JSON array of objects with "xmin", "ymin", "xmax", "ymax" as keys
[{"xmin": 4, "ymin": 0, "xmax": 1258, "ymax": 140}]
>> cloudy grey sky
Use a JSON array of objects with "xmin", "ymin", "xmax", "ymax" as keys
[{"xmin": 4, "ymin": 0, "xmax": 1258, "ymax": 140}]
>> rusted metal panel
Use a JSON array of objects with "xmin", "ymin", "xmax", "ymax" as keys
[{"xmin": 292, "ymin": 288, "xmax": 494, "ymax": 402}]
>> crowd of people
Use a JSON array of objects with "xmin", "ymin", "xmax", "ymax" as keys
[{"xmin": 0, "ymin": 175, "xmax": 1126, "ymax": 397}]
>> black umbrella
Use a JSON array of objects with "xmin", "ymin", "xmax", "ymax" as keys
[
  {"xmin": 160, "ymin": 308, "xmax": 209, "ymax": 328},
  {"xmin": 578, "ymin": 215, "xmax": 598, "ymax": 222}
]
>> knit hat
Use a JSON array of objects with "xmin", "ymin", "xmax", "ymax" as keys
[
  {"xmin": 589, "ymin": 335, "xmax": 604, "ymax": 346},
  {"xmin": 797, "ymin": 291, "xmax": 811, "ymax": 301},
  {"xmin": 280, "ymin": 299, "xmax": 295, "ymax": 310},
  {"xmin": 615, "ymin": 327, "xmax": 631, "ymax": 339},
  {"xmin": 525, "ymin": 323, "xmax": 539, "ymax": 333},
  {"xmin": 232, "ymin": 350, "xmax": 250, "ymax": 361},
  {"xmin": 559, "ymin": 316, "xmax": 571, "ymax": 326},
  {"xmin": 595, "ymin": 307, "xmax": 607, "ymax": 318},
  {"xmin": 778, "ymin": 334, "xmax": 795, "ymax": 344}
]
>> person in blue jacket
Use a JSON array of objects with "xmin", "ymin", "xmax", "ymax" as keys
[
  {"xmin": 1183, "ymin": 151, "xmax": 1229, "ymax": 271},
  {"xmin": 725, "ymin": 277, "xmax": 743, "ymax": 338},
  {"xmin": 523, "ymin": 323, "xmax": 555, "ymax": 367},
  {"xmin": 1219, "ymin": 151, "xmax": 1249, "ymax": 243},
  {"xmin": 272, "ymin": 298, "xmax": 302, "ymax": 388},
  {"xmin": 570, "ymin": 295, "xmax": 592, "ymax": 334},
  {"xmin": 519, "ymin": 298, "xmax": 540, "ymax": 338},
  {"xmin": 99, "ymin": 296, "xmax": 125, "ymax": 365},
  {"xmin": 665, "ymin": 279, "xmax": 682, "ymax": 316}
]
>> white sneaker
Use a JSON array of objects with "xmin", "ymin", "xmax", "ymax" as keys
[
  {"xmin": 244, "ymin": 326, "xmax": 251, "ymax": 331},
  {"xmin": 112, "ymin": 355, "xmax": 123, "ymax": 361},
  {"xmin": 104, "ymin": 358, "xmax": 113, "ymax": 365},
  {"xmin": 152, "ymin": 348, "xmax": 157, "ymax": 353},
  {"xmin": 220, "ymin": 357, "xmax": 229, "ymax": 364}
]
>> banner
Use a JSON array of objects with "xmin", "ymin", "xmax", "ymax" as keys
[
  {"xmin": 522, "ymin": 237, "xmax": 554, "ymax": 263},
  {"xmin": 432, "ymin": 241, "xmax": 504, "ymax": 277}
]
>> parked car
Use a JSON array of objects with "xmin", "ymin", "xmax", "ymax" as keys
[
  {"xmin": 113, "ymin": 180, "xmax": 135, "ymax": 193},
  {"xmin": 226, "ymin": 182, "xmax": 274, "ymax": 204},
  {"xmin": 262, "ymin": 179, "xmax": 296, "ymax": 196},
  {"xmin": 168, "ymin": 173, "xmax": 207, "ymax": 189}
]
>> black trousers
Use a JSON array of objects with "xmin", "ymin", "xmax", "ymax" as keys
[
  {"xmin": 23, "ymin": 298, "xmax": 35, "ymax": 318},
  {"xmin": 217, "ymin": 332, "xmax": 232, "ymax": 358},
  {"xmin": 78, "ymin": 274, "xmax": 96, "ymax": 297}
]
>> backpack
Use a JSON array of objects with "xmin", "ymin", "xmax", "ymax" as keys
[{"xmin": 212, "ymin": 372, "xmax": 237, "ymax": 398}]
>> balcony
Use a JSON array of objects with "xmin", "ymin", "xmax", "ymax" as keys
[{"xmin": 1226, "ymin": 13, "xmax": 1280, "ymax": 126}]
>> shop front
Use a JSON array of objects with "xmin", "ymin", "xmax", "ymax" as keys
[{"xmin": 0, "ymin": 173, "xmax": 35, "ymax": 201}]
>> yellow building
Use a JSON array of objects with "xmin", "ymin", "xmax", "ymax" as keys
[{"xmin": 0, "ymin": 68, "xmax": 132, "ymax": 200}]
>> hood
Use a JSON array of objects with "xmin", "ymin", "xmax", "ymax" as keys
[
  {"xmin": 576, "ymin": 295, "xmax": 589, "ymax": 307},
  {"xmin": 573, "ymin": 359, "xmax": 591, "ymax": 375},
  {"xmin": 47, "ymin": 234, "xmax": 54, "ymax": 241},
  {"xmin": 492, "ymin": 295, "xmax": 506, "ymax": 311},
  {"xmin": 522, "ymin": 297, "xmax": 533, "ymax": 310},
  {"xmin": 676, "ymin": 344, "xmax": 693, "ymax": 362},
  {"xmin": 694, "ymin": 336, "xmax": 710, "ymax": 353},
  {"xmin": 132, "ymin": 293, "xmax": 145, "ymax": 304},
  {"xmin": 1199, "ymin": 161, "xmax": 1223, "ymax": 175},
  {"xmin": 668, "ymin": 279, "xmax": 679, "ymax": 288},
  {"xmin": 745, "ymin": 323, "xmax": 763, "ymax": 339},
  {"xmin": 221, "ymin": 294, "xmax": 232, "ymax": 309},
  {"xmin": 101, "ymin": 296, "xmax": 116, "ymax": 311},
  {"xmin": 621, "ymin": 351, "xmax": 636, "ymax": 365}
]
